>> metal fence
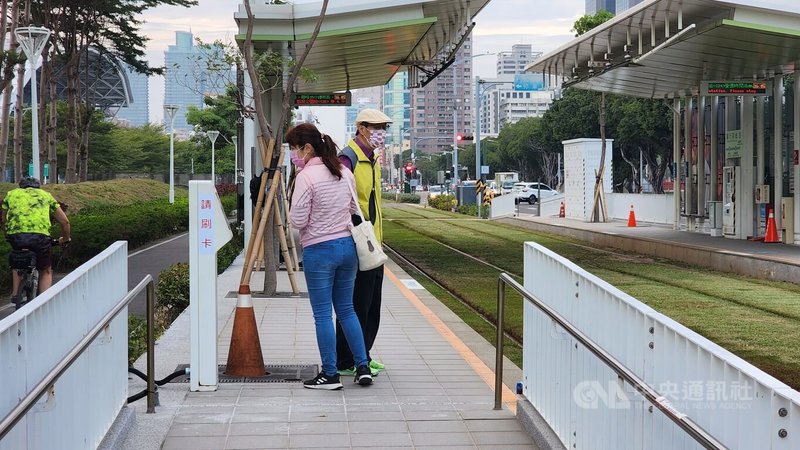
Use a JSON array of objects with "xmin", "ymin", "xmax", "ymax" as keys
[
  {"xmin": 521, "ymin": 242, "xmax": 800, "ymax": 449},
  {"xmin": 0, "ymin": 242, "xmax": 128, "ymax": 450}
]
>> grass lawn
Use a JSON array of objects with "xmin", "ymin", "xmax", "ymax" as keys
[{"xmin": 382, "ymin": 203, "xmax": 800, "ymax": 389}]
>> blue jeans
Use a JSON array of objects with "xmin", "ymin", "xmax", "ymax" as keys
[{"xmin": 302, "ymin": 236, "xmax": 368, "ymax": 376}]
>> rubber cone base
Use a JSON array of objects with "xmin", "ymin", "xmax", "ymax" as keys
[{"xmin": 225, "ymin": 306, "xmax": 266, "ymax": 377}]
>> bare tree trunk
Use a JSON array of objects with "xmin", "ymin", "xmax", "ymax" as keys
[
  {"xmin": 591, "ymin": 92, "xmax": 608, "ymax": 222},
  {"xmin": 47, "ymin": 68, "xmax": 58, "ymax": 184},
  {"xmin": 78, "ymin": 104, "xmax": 91, "ymax": 181},
  {"xmin": 0, "ymin": 0, "xmax": 21, "ymax": 181},
  {"xmin": 65, "ymin": 61, "xmax": 78, "ymax": 182},
  {"xmin": 13, "ymin": 63, "xmax": 24, "ymax": 181}
]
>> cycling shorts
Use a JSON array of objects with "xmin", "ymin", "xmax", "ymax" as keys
[{"xmin": 7, "ymin": 233, "xmax": 52, "ymax": 270}]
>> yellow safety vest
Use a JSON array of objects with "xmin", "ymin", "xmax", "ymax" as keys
[{"xmin": 343, "ymin": 139, "xmax": 383, "ymax": 243}]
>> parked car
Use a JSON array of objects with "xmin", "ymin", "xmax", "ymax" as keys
[
  {"xmin": 500, "ymin": 180, "xmax": 516, "ymax": 195},
  {"xmin": 428, "ymin": 185, "xmax": 444, "ymax": 200},
  {"xmin": 512, "ymin": 182, "xmax": 558, "ymax": 204}
]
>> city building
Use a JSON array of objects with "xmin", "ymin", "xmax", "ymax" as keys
[
  {"xmin": 115, "ymin": 66, "xmax": 149, "ymax": 127},
  {"xmin": 586, "ymin": 0, "xmax": 616, "ymax": 14},
  {"xmin": 477, "ymin": 45, "xmax": 554, "ymax": 136},
  {"xmin": 344, "ymin": 86, "xmax": 383, "ymax": 141},
  {"xmin": 410, "ymin": 34, "xmax": 474, "ymax": 156},
  {"xmin": 616, "ymin": 0, "xmax": 643, "ymax": 13},
  {"xmin": 164, "ymin": 31, "xmax": 232, "ymax": 137}
]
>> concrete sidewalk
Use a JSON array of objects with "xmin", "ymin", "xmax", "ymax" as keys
[{"xmin": 120, "ymin": 254, "xmax": 534, "ymax": 449}]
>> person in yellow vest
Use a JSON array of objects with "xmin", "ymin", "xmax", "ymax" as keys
[{"xmin": 335, "ymin": 108, "xmax": 391, "ymax": 376}]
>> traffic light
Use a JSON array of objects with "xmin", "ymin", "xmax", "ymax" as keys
[
  {"xmin": 404, "ymin": 162, "xmax": 415, "ymax": 176},
  {"xmin": 456, "ymin": 133, "xmax": 463, "ymax": 142}
]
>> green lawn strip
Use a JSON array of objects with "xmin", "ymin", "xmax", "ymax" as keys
[
  {"xmin": 383, "ymin": 204, "xmax": 471, "ymax": 220},
  {"xmin": 391, "ymin": 253, "xmax": 523, "ymax": 366},
  {"xmin": 384, "ymin": 220, "xmax": 524, "ymax": 339}
]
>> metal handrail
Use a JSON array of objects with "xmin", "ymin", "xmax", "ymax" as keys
[
  {"xmin": 495, "ymin": 273, "xmax": 727, "ymax": 450},
  {"xmin": 0, "ymin": 276, "xmax": 156, "ymax": 441}
]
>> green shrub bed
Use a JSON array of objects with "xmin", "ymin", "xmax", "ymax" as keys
[
  {"xmin": 428, "ymin": 194, "xmax": 457, "ymax": 211},
  {"xmin": 381, "ymin": 192, "xmax": 421, "ymax": 204}
]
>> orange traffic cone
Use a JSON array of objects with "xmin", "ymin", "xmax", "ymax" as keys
[
  {"xmin": 764, "ymin": 208, "xmax": 780, "ymax": 243},
  {"xmin": 559, "ymin": 201, "xmax": 565, "ymax": 218},
  {"xmin": 627, "ymin": 204, "xmax": 637, "ymax": 227},
  {"xmin": 225, "ymin": 285, "xmax": 267, "ymax": 377}
]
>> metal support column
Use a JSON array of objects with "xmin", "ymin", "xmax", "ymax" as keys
[
  {"xmin": 710, "ymin": 96, "xmax": 719, "ymax": 202},
  {"xmin": 756, "ymin": 97, "xmax": 765, "ymax": 185},
  {"xmin": 684, "ymin": 96, "xmax": 694, "ymax": 229},
  {"xmin": 674, "ymin": 98, "xmax": 682, "ymax": 230},
  {"xmin": 774, "ymin": 77, "xmax": 784, "ymax": 232},
  {"xmin": 794, "ymin": 69, "xmax": 800, "ymax": 244},
  {"xmin": 697, "ymin": 96, "xmax": 706, "ymax": 228},
  {"xmin": 741, "ymin": 96, "xmax": 754, "ymax": 238},
  {"xmin": 243, "ymin": 71, "xmax": 255, "ymax": 253}
]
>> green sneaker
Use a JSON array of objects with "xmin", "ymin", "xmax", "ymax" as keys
[
  {"xmin": 337, "ymin": 366, "xmax": 356, "ymax": 376},
  {"xmin": 339, "ymin": 365, "xmax": 378, "ymax": 376},
  {"xmin": 369, "ymin": 360, "xmax": 385, "ymax": 372}
]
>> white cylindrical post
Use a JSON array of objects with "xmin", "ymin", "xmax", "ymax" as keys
[
  {"xmin": 30, "ymin": 60, "xmax": 40, "ymax": 179},
  {"xmin": 165, "ymin": 105, "xmax": 179, "ymax": 204},
  {"xmin": 207, "ymin": 131, "xmax": 219, "ymax": 185},
  {"xmin": 14, "ymin": 27, "xmax": 51, "ymax": 179}
]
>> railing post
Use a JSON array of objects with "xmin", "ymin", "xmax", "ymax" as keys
[
  {"xmin": 494, "ymin": 274, "xmax": 506, "ymax": 410},
  {"xmin": 146, "ymin": 280, "xmax": 156, "ymax": 413}
]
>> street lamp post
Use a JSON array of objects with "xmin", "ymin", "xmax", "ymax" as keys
[
  {"xmin": 207, "ymin": 130, "xmax": 220, "ymax": 183},
  {"xmin": 15, "ymin": 26, "xmax": 51, "ymax": 180},
  {"xmin": 164, "ymin": 105, "xmax": 179, "ymax": 204},
  {"xmin": 475, "ymin": 77, "xmax": 513, "ymax": 216}
]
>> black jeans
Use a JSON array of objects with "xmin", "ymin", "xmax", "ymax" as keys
[{"xmin": 335, "ymin": 264, "xmax": 384, "ymax": 369}]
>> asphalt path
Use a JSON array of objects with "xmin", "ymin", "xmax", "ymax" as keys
[{"xmin": 0, "ymin": 233, "xmax": 189, "ymax": 320}]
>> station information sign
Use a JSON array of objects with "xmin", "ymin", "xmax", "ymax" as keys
[
  {"xmin": 292, "ymin": 92, "xmax": 351, "ymax": 106},
  {"xmin": 701, "ymin": 81, "xmax": 772, "ymax": 96}
]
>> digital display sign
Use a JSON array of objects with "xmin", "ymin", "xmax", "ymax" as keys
[
  {"xmin": 701, "ymin": 81, "xmax": 771, "ymax": 96},
  {"xmin": 292, "ymin": 92, "xmax": 351, "ymax": 106}
]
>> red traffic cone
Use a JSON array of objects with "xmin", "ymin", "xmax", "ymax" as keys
[
  {"xmin": 764, "ymin": 209, "xmax": 780, "ymax": 243},
  {"xmin": 225, "ymin": 285, "xmax": 266, "ymax": 377},
  {"xmin": 627, "ymin": 204, "xmax": 637, "ymax": 227},
  {"xmin": 559, "ymin": 201, "xmax": 565, "ymax": 218}
]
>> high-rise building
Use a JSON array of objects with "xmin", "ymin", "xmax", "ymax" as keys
[
  {"xmin": 586, "ymin": 0, "xmax": 616, "ymax": 14},
  {"xmin": 164, "ymin": 31, "xmax": 232, "ymax": 136},
  {"xmin": 410, "ymin": 34, "xmax": 474, "ymax": 156},
  {"xmin": 497, "ymin": 45, "xmax": 541, "ymax": 76},
  {"xmin": 478, "ymin": 45, "xmax": 553, "ymax": 136},
  {"xmin": 616, "ymin": 0, "xmax": 643, "ymax": 13},
  {"xmin": 115, "ymin": 66, "xmax": 149, "ymax": 127}
]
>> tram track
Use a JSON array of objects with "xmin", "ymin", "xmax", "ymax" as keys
[
  {"xmin": 387, "ymin": 213, "xmax": 800, "ymax": 324},
  {"xmin": 384, "ymin": 243, "xmax": 524, "ymax": 347}
]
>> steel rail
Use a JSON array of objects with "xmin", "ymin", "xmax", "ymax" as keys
[{"xmin": 0, "ymin": 276, "xmax": 156, "ymax": 441}]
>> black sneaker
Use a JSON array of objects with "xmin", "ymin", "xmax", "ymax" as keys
[
  {"xmin": 303, "ymin": 372, "xmax": 343, "ymax": 390},
  {"xmin": 355, "ymin": 365, "xmax": 373, "ymax": 386}
]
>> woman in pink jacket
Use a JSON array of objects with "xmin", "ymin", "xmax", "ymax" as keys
[{"xmin": 286, "ymin": 123, "xmax": 372, "ymax": 389}]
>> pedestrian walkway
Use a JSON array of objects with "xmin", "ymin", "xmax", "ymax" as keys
[{"xmin": 121, "ymin": 255, "xmax": 534, "ymax": 450}]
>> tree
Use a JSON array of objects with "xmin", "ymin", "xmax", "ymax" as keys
[{"xmin": 572, "ymin": 10, "xmax": 614, "ymax": 37}]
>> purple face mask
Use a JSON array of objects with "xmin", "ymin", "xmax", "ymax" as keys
[
  {"xmin": 290, "ymin": 150, "xmax": 306, "ymax": 169},
  {"xmin": 367, "ymin": 129, "xmax": 387, "ymax": 148}
]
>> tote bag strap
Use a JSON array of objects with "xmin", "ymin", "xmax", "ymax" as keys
[{"xmin": 346, "ymin": 179, "xmax": 365, "ymax": 220}]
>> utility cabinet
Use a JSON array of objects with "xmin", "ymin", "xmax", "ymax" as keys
[{"xmin": 562, "ymin": 138, "xmax": 613, "ymax": 221}]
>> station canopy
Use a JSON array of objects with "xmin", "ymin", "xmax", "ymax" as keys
[
  {"xmin": 234, "ymin": 0, "xmax": 491, "ymax": 92},
  {"xmin": 527, "ymin": 0, "xmax": 800, "ymax": 99}
]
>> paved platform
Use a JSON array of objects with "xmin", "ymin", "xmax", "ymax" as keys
[
  {"xmin": 504, "ymin": 214, "xmax": 800, "ymax": 283},
  {"xmin": 121, "ymin": 255, "xmax": 533, "ymax": 450}
]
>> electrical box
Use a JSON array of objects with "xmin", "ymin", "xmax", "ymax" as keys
[
  {"xmin": 754, "ymin": 185, "xmax": 770, "ymax": 204},
  {"xmin": 781, "ymin": 197, "xmax": 794, "ymax": 244},
  {"xmin": 722, "ymin": 166, "xmax": 740, "ymax": 237}
]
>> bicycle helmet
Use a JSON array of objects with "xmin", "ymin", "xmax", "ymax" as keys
[{"xmin": 19, "ymin": 177, "xmax": 41, "ymax": 189}]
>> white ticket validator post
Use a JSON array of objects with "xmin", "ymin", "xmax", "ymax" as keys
[{"xmin": 189, "ymin": 180, "xmax": 233, "ymax": 391}]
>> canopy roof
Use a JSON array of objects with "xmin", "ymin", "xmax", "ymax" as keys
[
  {"xmin": 527, "ymin": 0, "xmax": 800, "ymax": 99},
  {"xmin": 234, "ymin": 0, "xmax": 490, "ymax": 92}
]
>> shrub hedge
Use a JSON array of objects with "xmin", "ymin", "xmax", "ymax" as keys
[
  {"xmin": 380, "ymin": 192, "xmax": 421, "ymax": 204},
  {"xmin": 428, "ymin": 194, "xmax": 457, "ymax": 211}
]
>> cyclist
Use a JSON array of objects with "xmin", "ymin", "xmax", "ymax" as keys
[{"xmin": 1, "ymin": 177, "xmax": 71, "ymax": 296}]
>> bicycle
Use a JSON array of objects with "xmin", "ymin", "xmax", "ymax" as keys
[{"xmin": 9, "ymin": 238, "xmax": 61, "ymax": 311}]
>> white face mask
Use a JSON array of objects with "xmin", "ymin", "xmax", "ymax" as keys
[{"xmin": 367, "ymin": 129, "xmax": 387, "ymax": 148}]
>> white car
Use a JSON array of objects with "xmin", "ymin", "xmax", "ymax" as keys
[
  {"xmin": 428, "ymin": 185, "xmax": 444, "ymax": 200},
  {"xmin": 512, "ymin": 182, "xmax": 558, "ymax": 204}
]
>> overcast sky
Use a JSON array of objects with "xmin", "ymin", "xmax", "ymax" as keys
[{"xmin": 139, "ymin": 0, "xmax": 585, "ymax": 123}]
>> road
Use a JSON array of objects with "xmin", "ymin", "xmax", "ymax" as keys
[{"xmin": 0, "ymin": 233, "xmax": 189, "ymax": 320}]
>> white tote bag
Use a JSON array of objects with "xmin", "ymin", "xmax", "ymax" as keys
[{"xmin": 347, "ymin": 181, "xmax": 387, "ymax": 271}]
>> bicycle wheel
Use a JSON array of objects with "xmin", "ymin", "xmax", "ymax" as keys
[{"xmin": 13, "ymin": 272, "xmax": 35, "ymax": 310}]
